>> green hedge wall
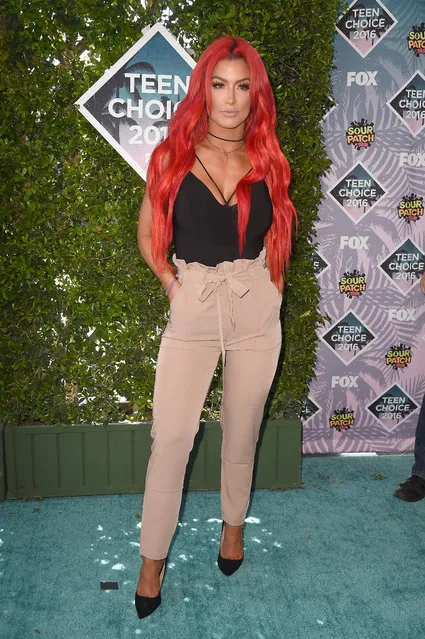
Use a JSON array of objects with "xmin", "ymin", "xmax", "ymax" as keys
[{"xmin": 0, "ymin": 0, "xmax": 342, "ymax": 425}]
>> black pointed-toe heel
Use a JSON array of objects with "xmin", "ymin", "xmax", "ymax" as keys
[
  {"xmin": 217, "ymin": 521, "xmax": 244, "ymax": 576},
  {"xmin": 135, "ymin": 558, "xmax": 167, "ymax": 619}
]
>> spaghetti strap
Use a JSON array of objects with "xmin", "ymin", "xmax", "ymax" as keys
[{"xmin": 195, "ymin": 154, "xmax": 252, "ymax": 207}]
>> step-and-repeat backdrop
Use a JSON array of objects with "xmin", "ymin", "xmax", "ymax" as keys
[{"xmin": 303, "ymin": 0, "xmax": 425, "ymax": 453}]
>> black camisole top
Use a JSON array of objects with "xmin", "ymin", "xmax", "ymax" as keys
[{"xmin": 172, "ymin": 171, "xmax": 273, "ymax": 266}]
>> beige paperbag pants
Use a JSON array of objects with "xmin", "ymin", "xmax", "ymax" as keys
[{"xmin": 139, "ymin": 249, "xmax": 282, "ymax": 559}]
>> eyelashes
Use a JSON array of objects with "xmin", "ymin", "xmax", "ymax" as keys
[{"xmin": 211, "ymin": 82, "xmax": 250, "ymax": 91}]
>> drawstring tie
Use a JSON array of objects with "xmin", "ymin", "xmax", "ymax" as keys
[{"xmin": 198, "ymin": 273, "xmax": 250, "ymax": 363}]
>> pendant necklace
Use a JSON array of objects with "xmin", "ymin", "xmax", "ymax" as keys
[
  {"xmin": 206, "ymin": 136, "xmax": 246, "ymax": 158},
  {"xmin": 208, "ymin": 130, "xmax": 245, "ymax": 143}
]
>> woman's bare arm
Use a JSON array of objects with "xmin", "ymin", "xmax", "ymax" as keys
[{"xmin": 137, "ymin": 186, "xmax": 179, "ymax": 296}]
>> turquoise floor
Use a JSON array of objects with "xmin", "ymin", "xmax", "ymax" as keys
[{"xmin": 1, "ymin": 455, "xmax": 424, "ymax": 639}]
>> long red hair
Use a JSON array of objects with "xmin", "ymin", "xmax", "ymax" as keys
[{"xmin": 148, "ymin": 36, "xmax": 296, "ymax": 288}]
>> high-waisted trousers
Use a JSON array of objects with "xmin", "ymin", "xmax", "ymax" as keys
[{"xmin": 139, "ymin": 248, "xmax": 282, "ymax": 559}]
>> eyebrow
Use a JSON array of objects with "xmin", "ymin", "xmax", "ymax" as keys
[{"xmin": 211, "ymin": 75, "xmax": 250, "ymax": 82}]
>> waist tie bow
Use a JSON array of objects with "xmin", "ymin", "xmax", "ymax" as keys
[{"xmin": 198, "ymin": 273, "xmax": 250, "ymax": 363}]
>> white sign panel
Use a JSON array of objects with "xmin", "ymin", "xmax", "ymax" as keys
[{"xmin": 76, "ymin": 23, "xmax": 196, "ymax": 180}]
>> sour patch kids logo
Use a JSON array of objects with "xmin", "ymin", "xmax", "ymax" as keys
[
  {"xmin": 407, "ymin": 24, "xmax": 425, "ymax": 57},
  {"xmin": 339, "ymin": 270, "xmax": 367, "ymax": 298},
  {"xmin": 385, "ymin": 344, "xmax": 412, "ymax": 369},
  {"xmin": 329, "ymin": 407, "xmax": 355, "ymax": 431},
  {"xmin": 397, "ymin": 193, "xmax": 424, "ymax": 223},
  {"xmin": 346, "ymin": 119, "xmax": 375, "ymax": 149}
]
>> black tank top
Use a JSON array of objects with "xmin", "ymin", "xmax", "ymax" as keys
[{"xmin": 173, "ymin": 171, "xmax": 273, "ymax": 266}]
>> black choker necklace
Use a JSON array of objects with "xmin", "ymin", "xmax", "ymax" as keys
[{"xmin": 208, "ymin": 131, "xmax": 245, "ymax": 143}]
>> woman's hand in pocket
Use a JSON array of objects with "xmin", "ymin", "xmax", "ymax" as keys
[{"xmin": 168, "ymin": 280, "xmax": 182, "ymax": 304}]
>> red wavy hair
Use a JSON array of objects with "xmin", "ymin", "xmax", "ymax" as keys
[{"xmin": 148, "ymin": 36, "xmax": 296, "ymax": 288}]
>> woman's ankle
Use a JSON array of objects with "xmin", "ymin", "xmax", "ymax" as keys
[
  {"xmin": 140, "ymin": 557, "xmax": 165, "ymax": 574},
  {"xmin": 223, "ymin": 521, "xmax": 243, "ymax": 534}
]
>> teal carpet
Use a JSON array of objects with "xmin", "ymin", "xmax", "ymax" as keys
[{"xmin": 1, "ymin": 455, "xmax": 424, "ymax": 639}]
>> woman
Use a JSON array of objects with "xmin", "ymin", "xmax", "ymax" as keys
[{"xmin": 135, "ymin": 35, "xmax": 296, "ymax": 618}]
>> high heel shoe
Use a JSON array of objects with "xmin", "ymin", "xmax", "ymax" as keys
[
  {"xmin": 217, "ymin": 521, "xmax": 244, "ymax": 576},
  {"xmin": 134, "ymin": 558, "xmax": 167, "ymax": 619}
]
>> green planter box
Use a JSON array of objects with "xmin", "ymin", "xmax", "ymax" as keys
[{"xmin": 3, "ymin": 418, "xmax": 302, "ymax": 500}]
